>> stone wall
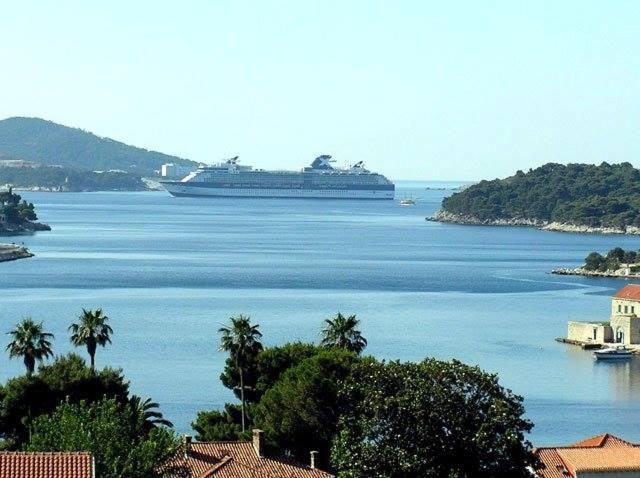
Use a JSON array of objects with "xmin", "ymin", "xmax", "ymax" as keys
[{"xmin": 568, "ymin": 321, "xmax": 612, "ymax": 344}]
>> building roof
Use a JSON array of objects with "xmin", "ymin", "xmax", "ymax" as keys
[
  {"xmin": 613, "ymin": 284, "xmax": 640, "ymax": 301},
  {"xmin": 0, "ymin": 452, "xmax": 93, "ymax": 478},
  {"xmin": 534, "ymin": 434, "xmax": 639, "ymax": 478},
  {"xmin": 172, "ymin": 440, "xmax": 333, "ymax": 478}
]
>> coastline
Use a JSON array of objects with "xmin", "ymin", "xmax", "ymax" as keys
[
  {"xmin": 551, "ymin": 267, "xmax": 640, "ymax": 279},
  {"xmin": 0, "ymin": 221, "xmax": 51, "ymax": 235},
  {"xmin": 0, "ymin": 244, "xmax": 33, "ymax": 262},
  {"xmin": 428, "ymin": 210, "xmax": 640, "ymax": 235}
]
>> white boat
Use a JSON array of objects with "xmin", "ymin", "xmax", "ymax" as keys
[
  {"xmin": 399, "ymin": 198, "xmax": 416, "ymax": 206},
  {"xmin": 593, "ymin": 345, "xmax": 634, "ymax": 360}
]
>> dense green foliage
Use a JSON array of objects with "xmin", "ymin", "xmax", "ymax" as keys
[
  {"xmin": 0, "ymin": 166, "xmax": 146, "ymax": 191},
  {"xmin": 331, "ymin": 359, "xmax": 536, "ymax": 478},
  {"xmin": 255, "ymin": 348, "xmax": 358, "ymax": 468},
  {"xmin": 0, "ymin": 189, "xmax": 38, "ymax": 224},
  {"xmin": 192, "ymin": 404, "xmax": 246, "ymax": 442},
  {"xmin": 0, "ymin": 117, "xmax": 196, "ymax": 176},
  {"xmin": 220, "ymin": 341, "xmax": 320, "ymax": 404},
  {"xmin": 28, "ymin": 398, "xmax": 184, "ymax": 478},
  {"xmin": 0, "ymin": 354, "xmax": 129, "ymax": 447},
  {"xmin": 442, "ymin": 162, "xmax": 640, "ymax": 228},
  {"xmin": 199, "ymin": 342, "xmax": 323, "ymax": 442},
  {"xmin": 584, "ymin": 247, "xmax": 640, "ymax": 272}
]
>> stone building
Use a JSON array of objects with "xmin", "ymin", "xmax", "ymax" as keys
[
  {"xmin": 567, "ymin": 284, "xmax": 640, "ymax": 346},
  {"xmin": 610, "ymin": 284, "xmax": 640, "ymax": 344}
]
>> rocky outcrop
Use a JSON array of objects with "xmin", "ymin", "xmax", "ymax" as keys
[
  {"xmin": 428, "ymin": 210, "xmax": 547, "ymax": 228},
  {"xmin": 0, "ymin": 221, "xmax": 51, "ymax": 236},
  {"xmin": 428, "ymin": 210, "xmax": 640, "ymax": 235},
  {"xmin": 541, "ymin": 222, "xmax": 640, "ymax": 234},
  {"xmin": 551, "ymin": 267, "xmax": 640, "ymax": 279},
  {"xmin": 0, "ymin": 244, "xmax": 34, "ymax": 262}
]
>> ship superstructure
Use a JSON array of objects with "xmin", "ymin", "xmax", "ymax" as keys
[{"xmin": 160, "ymin": 155, "xmax": 395, "ymax": 199}]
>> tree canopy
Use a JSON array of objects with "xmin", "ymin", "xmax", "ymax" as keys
[
  {"xmin": 27, "ymin": 398, "xmax": 183, "ymax": 478},
  {"xmin": 254, "ymin": 348, "xmax": 358, "ymax": 468},
  {"xmin": 441, "ymin": 162, "xmax": 640, "ymax": 228},
  {"xmin": 0, "ymin": 189, "xmax": 39, "ymax": 225},
  {"xmin": 320, "ymin": 313, "xmax": 367, "ymax": 354},
  {"xmin": 331, "ymin": 358, "xmax": 536, "ymax": 478},
  {"xmin": 0, "ymin": 353, "xmax": 129, "ymax": 447},
  {"xmin": 5, "ymin": 318, "xmax": 53, "ymax": 375}
]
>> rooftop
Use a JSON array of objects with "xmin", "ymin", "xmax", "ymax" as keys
[
  {"xmin": 169, "ymin": 433, "xmax": 333, "ymax": 478},
  {"xmin": 534, "ymin": 434, "xmax": 639, "ymax": 478},
  {"xmin": 0, "ymin": 452, "xmax": 93, "ymax": 478},
  {"xmin": 613, "ymin": 284, "xmax": 640, "ymax": 301}
]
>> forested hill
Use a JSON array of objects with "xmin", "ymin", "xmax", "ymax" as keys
[
  {"xmin": 439, "ymin": 162, "xmax": 640, "ymax": 229},
  {"xmin": 0, "ymin": 117, "xmax": 197, "ymax": 176}
]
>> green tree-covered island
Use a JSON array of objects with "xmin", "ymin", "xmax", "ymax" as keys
[
  {"xmin": 0, "ymin": 188, "xmax": 50, "ymax": 235},
  {"xmin": 553, "ymin": 247, "xmax": 640, "ymax": 278},
  {"xmin": 433, "ymin": 162, "xmax": 640, "ymax": 234}
]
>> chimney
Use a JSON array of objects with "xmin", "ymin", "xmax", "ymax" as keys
[
  {"xmin": 183, "ymin": 435, "xmax": 192, "ymax": 458},
  {"xmin": 252, "ymin": 429, "xmax": 264, "ymax": 457},
  {"xmin": 310, "ymin": 450, "xmax": 319, "ymax": 469}
]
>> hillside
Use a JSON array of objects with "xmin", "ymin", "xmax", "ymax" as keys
[
  {"xmin": 436, "ymin": 162, "xmax": 640, "ymax": 233},
  {"xmin": 0, "ymin": 117, "xmax": 197, "ymax": 176},
  {"xmin": 0, "ymin": 166, "xmax": 146, "ymax": 192}
]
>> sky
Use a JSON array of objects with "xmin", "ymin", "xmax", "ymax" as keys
[{"xmin": 0, "ymin": 1, "xmax": 638, "ymax": 180}]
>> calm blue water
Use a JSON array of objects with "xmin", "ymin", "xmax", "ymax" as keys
[{"xmin": 2, "ymin": 183, "xmax": 640, "ymax": 446}]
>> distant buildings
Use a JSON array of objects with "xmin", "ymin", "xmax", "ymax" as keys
[
  {"xmin": 0, "ymin": 452, "xmax": 94, "ymax": 478},
  {"xmin": 534, "ymin": 433, "xmax": 640, "ymax": 478},
  {"xmin": 169, "ymin": 430, "xmax": 333, "ymax": 478},
  {"xmin": 567, "ymin": 284, "xmax": 640, "ymax": 346},
  {"xmin": 160, "ymin": 163, "xmax": 194, "ymax": 179}
]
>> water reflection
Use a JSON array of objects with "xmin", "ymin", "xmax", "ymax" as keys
[{"xmin": 593, "ymin": 358, "xmax": 640, "ymax": 400}]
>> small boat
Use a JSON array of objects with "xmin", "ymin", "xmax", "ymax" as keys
[
  {"xmin": 593, "ymin": 345, "xmax": 634, "ymax": 360},
  {"xmin": 399, "ymin": 199, "xmax": 416, "ymax": 206}
]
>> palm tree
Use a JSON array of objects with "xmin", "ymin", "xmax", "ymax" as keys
[
  {"xmin": 129, "ymin": 395, "xmax": 173, "ymax": 434},
  {"xmin": 218, "ymin": 315, "xmax": 263, "ymax": 433},
  {"xmin": 6, "ymin": 318, "xmax": 54, "ymax": 375},
  {"xmin": 320, "ymin": 312, "xmax": 368, "ymax": 354},
  {"xmin": 68, "ymin": 308, "xmax": 113, "ymax": 370}
]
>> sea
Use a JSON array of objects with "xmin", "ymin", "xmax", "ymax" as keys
[{"xmin": 2, "ymin": 182, "xmax": 640, "ymax": 446}]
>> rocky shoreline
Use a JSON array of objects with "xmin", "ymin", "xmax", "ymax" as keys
[
  {"xmin": 0, "ymin": 221, "xmax": 51, "ymax": 235},
  {"xmin": 551, "ymin": 267, "xmax": 640, "ymax": 279},
  {"xmin": 0, "ymin": 244, "xmax": 34, "ymax": 262},
  {"xmin": 428, "ymin": 210, "xmax": 640, "ymax": 235}
]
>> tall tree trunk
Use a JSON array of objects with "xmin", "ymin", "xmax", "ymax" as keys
[
  {"xmin": 90, "ymin": 353, "xmax": 95, "ymax": 371},
  {"xmin": 239, "ymin": 368, "xmax": 246, "ymax": 433},
  {"xmin": 25, "ymin": 354, "xmax": 35, "ymax": 376}
]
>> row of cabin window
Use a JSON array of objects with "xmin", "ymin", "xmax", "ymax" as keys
[{"xmin": 618, "ymin": 304, "xmax": 636, "ymax": 314}]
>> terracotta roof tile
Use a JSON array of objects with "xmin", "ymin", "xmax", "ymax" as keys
[
  {"xmin": 534, "ymin": 434, "xmax": 640, "ymax": 478},
  {"xmin": 559, "ymin": 447, "xmax": 640, "ymax": 473},
  {"xmin": 170, "ymin": 441, "xmax": 333, "ymax": 478},
  {"xmin": 614, "ymin": 284, "xmax": 640, "ymax": 301},
  {"xmin": 0, "ymin": 452, "xmax": 93, "ymax": 478}
]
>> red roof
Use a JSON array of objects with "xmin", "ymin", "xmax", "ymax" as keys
[
  {"xmin": 614, "ymin": 284, "xmax": 640, "ymax": 301},
  {"xmin": 171, "ymin": 441, "xmax": 333, "ymax": 478},
  {"xmin": 0, "ymin": 452, "xmax": 93, "ymax": 478},
  {"xmin": 534, "ymin": 434, "xmax": 639, "ymax": 478}
]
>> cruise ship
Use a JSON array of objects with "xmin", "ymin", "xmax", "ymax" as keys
[{"xmin": 160, "ymin": 155, "xmax": 395, "ymax": 200}]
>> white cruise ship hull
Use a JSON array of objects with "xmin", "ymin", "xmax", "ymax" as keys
[{"xmin": 162, "ymin": 183, "xmax": 395, "ymax": 200}]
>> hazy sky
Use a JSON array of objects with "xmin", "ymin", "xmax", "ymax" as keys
[{"xmin": 1, "ymin": 1, "xmax": 638, "ymax": 180}]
